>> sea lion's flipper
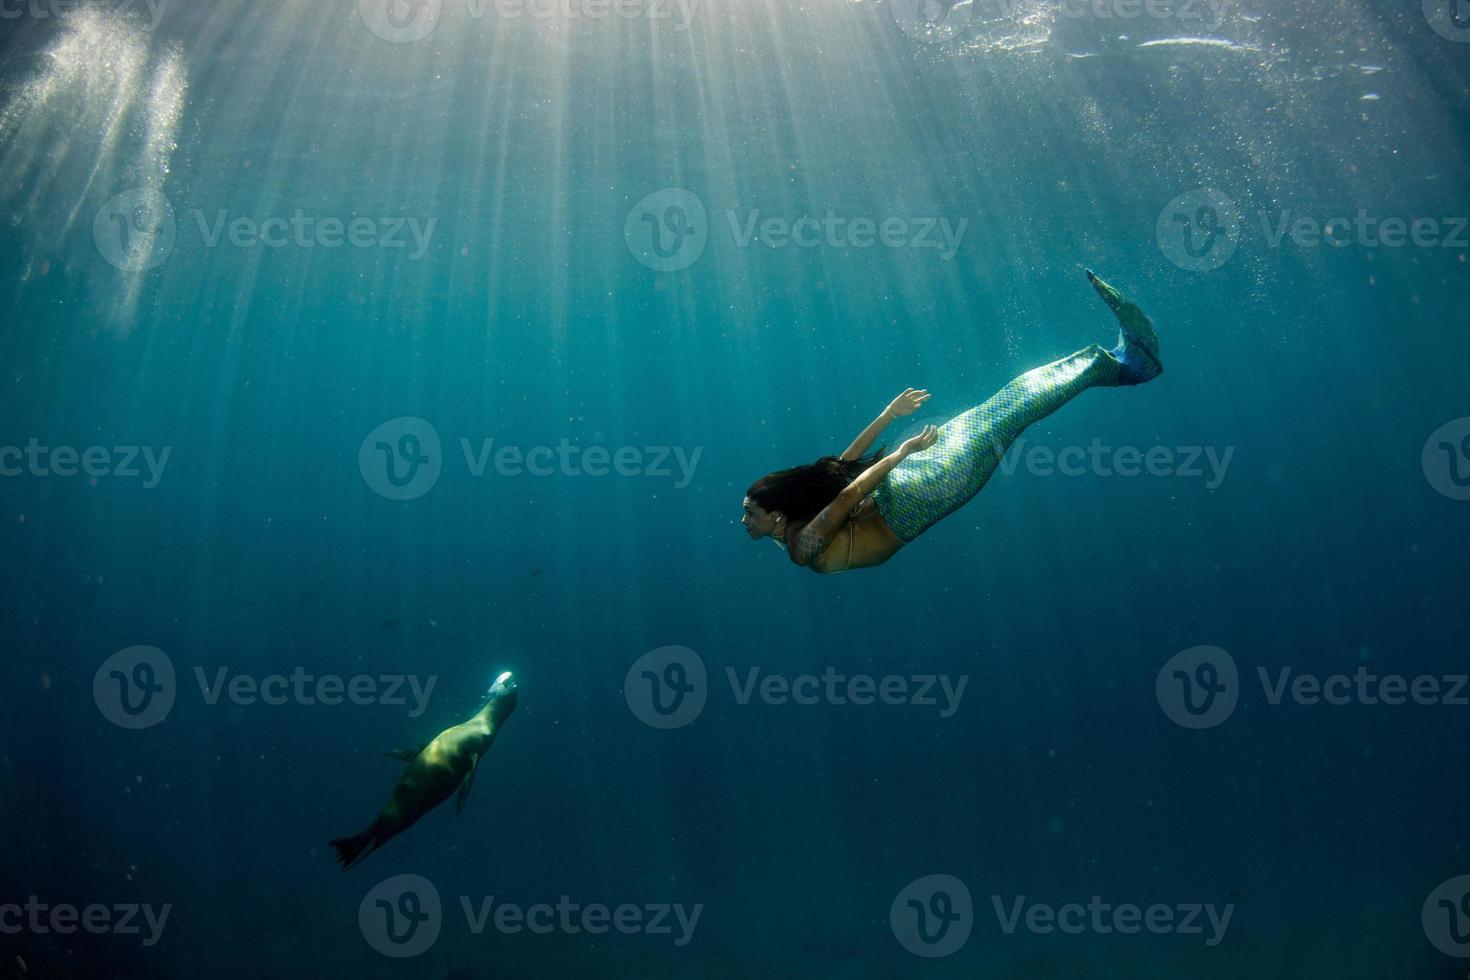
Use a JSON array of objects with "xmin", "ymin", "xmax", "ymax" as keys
[
  {"xmin": 385, "ymin": 744, "xmax": 429, "ymax": 763},
  {"xmin": 455, "ymin": 757, "xmax": 480, "ymax": 815},
  {"xmin": 328, "ymin": 827, "xmax": 378, "ymax": 871}
]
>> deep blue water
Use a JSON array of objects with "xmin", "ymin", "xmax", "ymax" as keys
[{"xmin": 1, "ymin": 0, "xmax": 1468, "ymax": 977}]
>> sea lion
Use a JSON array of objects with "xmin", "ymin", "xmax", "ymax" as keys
[{"xmin": 329, "ymin": 671, "xmax": 518, "ymax": 871}]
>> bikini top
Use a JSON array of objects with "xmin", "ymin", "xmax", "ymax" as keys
[
  {"xmin": 775, "ymin": 495, "xmax": 872, "ymax": 573},
  {"xmin": 833, "ymin": 495, "xmax": 874, "ymax": 574}
]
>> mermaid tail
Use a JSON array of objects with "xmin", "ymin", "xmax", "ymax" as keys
[
  {"xmin": 871, "ymin": 271, "xmax": 1161, "ymax": 542},
  {"xmin": 1087, "ymin": 269, "xmax": 1162, "ymax": 385}
]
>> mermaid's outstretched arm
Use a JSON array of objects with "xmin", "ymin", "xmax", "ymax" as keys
[
  {"xmin": 841, "ymin": 389, "xmax": 932, "ymax": 461},
  {"xmin": 841, "ymin": 410, "xmax": 894, "ymax": 462}
]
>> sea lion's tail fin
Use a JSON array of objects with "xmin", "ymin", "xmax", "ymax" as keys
[{"xmin": 328, "ymin": 829, "xmax": 377, "ymax": 871}]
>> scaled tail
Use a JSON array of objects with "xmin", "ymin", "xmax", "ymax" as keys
[{"xmin": 1086, "ymin": 268, "xmax": 1163, "ymax": 386}]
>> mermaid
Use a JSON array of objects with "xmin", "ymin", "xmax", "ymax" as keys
[{"xmin": 741, "ymin": 271, "xmax": 1163, "ymax": 573}]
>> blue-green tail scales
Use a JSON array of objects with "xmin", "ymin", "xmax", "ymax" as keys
[
  {"xmin": 872, "ymin": 271, "xmax": 1162, "ymax": 543},
  {"xmin": 1087, "ymin": 268, "xmax": 1162, "ymax": 386}
]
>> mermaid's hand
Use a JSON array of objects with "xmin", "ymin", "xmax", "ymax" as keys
[
  {"xmin": 885, "ymin": 388, "xmax": 931, "ymax": 419},
  {"xmin": 899, "ymin": 425, "xmax": 939, "ymax": 457}
]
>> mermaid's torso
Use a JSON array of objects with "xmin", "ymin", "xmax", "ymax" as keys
[{"xmin": 799, "ymin": 493, "xmax": 905, "ymax": 574}]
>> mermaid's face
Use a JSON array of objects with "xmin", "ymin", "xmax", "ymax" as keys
[{"xmin": 742, "ymin": 497, "xmax": 780, "ymax": 539}]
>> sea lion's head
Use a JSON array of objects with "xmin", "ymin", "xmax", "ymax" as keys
[{"xmin": 483, "ymin": 670, "xmax": 518, "ymax": 725}]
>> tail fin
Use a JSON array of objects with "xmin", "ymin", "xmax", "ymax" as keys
[{"xmin": 328, "ymin": 829, "xmax": 378, "ymax": 871}]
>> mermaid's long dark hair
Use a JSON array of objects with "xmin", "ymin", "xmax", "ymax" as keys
[{"xmin": 746, "ymin": 448, "xmax": 885, "ymax": 524}]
